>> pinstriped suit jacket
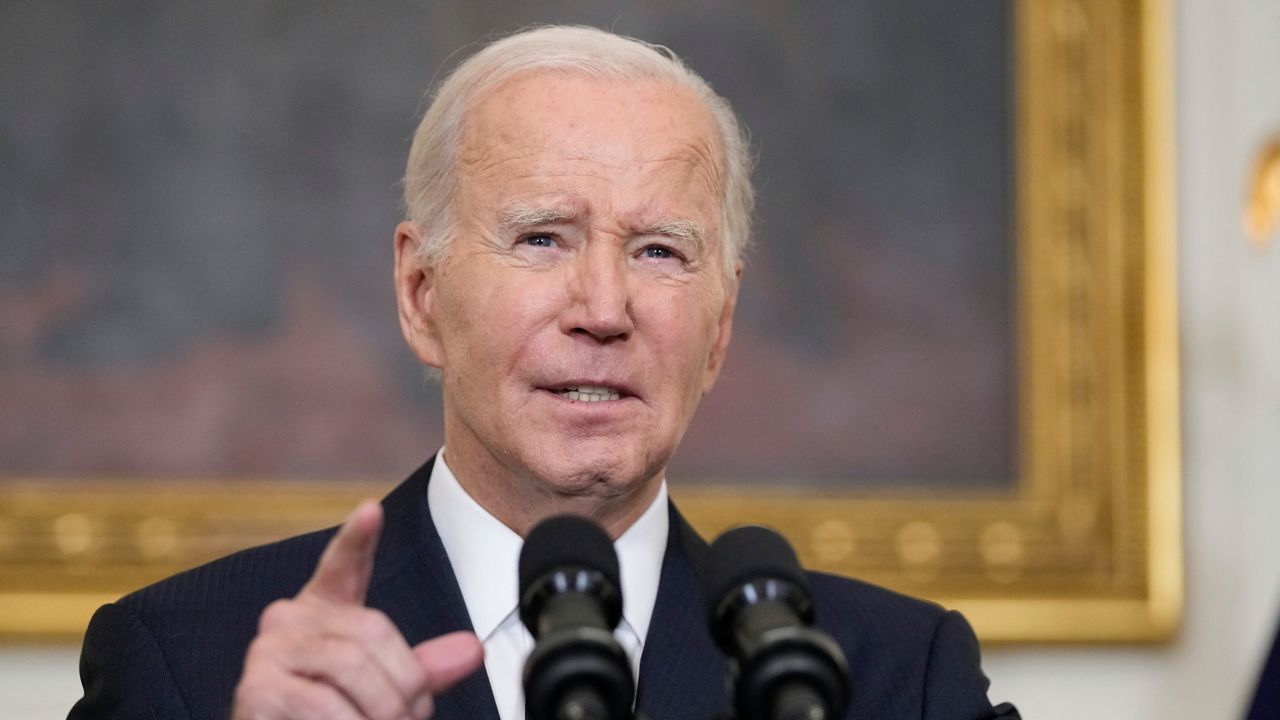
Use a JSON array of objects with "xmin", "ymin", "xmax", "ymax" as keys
[{"xmin": 69, "ymin": 457, "xmax": 1017, "ymax": 719}]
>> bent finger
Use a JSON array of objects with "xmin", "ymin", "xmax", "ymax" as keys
[
  {"xmin": 311, "ymin": 606, "xmax": 431, "ymax": 705},
  {"xmin": 285, "ymin": 635, "xmax": 414, "ymax": 720},
  {"xmin": 235, "ymin": 671, "xmax": 363, "ymax": 720}
]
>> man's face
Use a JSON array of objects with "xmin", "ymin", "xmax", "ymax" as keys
[{"xmin": 396, "ymin": 71, "xmax": 737, "ymax": 512}]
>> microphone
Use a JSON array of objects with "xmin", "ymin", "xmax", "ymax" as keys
[
  {"xmin": 704, "ymin": 526, "xmax": 851, "ymax": 720},
  {"xmin": 519, "ymin": 515, "xmax": 635, "ymax": 720}
]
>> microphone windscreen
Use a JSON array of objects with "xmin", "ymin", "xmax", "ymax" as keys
[
  {"xmin": 702, "ymin": 525, "xmax": 810, "ymax": 612},
  {"xmin": 519, "ymin": 514, "xmax": 621, "ymax": 596}
]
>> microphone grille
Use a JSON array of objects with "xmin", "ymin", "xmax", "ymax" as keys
[
  {"xmin": 518, "ymin": 514, "xmax": 621, "ymax": 596},
  {"xmin": 703, "ymin": 525, "xmax": 811, "ymax": 615}
]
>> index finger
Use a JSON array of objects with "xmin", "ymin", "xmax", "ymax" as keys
[{"xmin": 301, "ymin": 499, "xmax": 383, "ymax": 605}]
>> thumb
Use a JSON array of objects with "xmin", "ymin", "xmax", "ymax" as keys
[
  {"xmin": 414, "ymin": 631, "xmax": 485, "ymax": 694},
  {"xmin": 301, "ymin": 499, "xmax": 383, "ymax": 605}
]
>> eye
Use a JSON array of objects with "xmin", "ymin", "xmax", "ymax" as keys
[
  {"xmin": 520, "ymin": 233, "xmax": 557, "ymax": 248},
  {"xmin": 641, "ymin": 245, "xmax": 677, "ymax": 260}
]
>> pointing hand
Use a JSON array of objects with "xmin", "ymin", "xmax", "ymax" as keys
[{"xmin": 232, "ymin": 501, "xmax": 484, "ymax": 719}]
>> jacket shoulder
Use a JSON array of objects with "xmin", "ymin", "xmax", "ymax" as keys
[
  {"xmin": 807, "ymin": 572, "xmax": 998, "ymax": 719},
  {"xmin": 807, "ymin": 570, "xmax": 950, "ymax": 642},
  {"xmin": 122, "ymin": 525, "xmax": 335, "ymax": 623},
  {"xmin": 77, "ymin": 528, "xmax": 336, "ymax": 720},
  {"xmin": 123, "ymin": 524, "xmax": 337, "ymax": 653}
]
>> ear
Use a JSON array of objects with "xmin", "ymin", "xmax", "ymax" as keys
[
  {"xmin": 701, "ymin": 264, "xmax": 742, "ymax": 394},
  {"xmin": 394, "ymin": 221, "xmax": 444, "ymax": 369}
]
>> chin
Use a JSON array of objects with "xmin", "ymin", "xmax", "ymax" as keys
[{"xmin": 531, "ymin": 449, "xmax": 656, "ymax": 499}]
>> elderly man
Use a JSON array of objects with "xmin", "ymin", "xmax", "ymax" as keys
[{"xmin": 71, "ymin": 26, "xmax": 1015, "ymax": 720}]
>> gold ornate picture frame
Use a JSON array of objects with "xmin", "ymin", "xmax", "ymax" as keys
[
  {"xmin": 681, "ymin": 0, "xmax": 1179, "ymax": 643},
  {"xmin": 0, "ymin": 0, "xmax": 1178, "ymax": 643}
]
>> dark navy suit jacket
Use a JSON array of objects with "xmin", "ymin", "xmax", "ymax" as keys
[{"xmin": 70, "ymin": 458, "xmax": 1018, "ymax": 719}]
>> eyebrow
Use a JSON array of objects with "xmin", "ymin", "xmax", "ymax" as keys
[
  {"xmin": 641, "ymin": 218, "xmax": 706, "ymax": 255},
  {"xmin": 499, "ymin": 204, "xmax": 578, "ymax": 232}
]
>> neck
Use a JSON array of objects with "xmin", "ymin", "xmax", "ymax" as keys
[{"xmin": 439, "ymin": 445, "xmax": 663, "ymax": 540}]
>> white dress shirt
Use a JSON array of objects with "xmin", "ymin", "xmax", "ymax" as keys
[{"xmin": 427, "ymin": 450, "xmax": 669, "ymax": 720}]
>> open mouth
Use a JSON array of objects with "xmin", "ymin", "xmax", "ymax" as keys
[{"xmin": 555, "ymin": 384, "xmax": 623, "ymax": 403}]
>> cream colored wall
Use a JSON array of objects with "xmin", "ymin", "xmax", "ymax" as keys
[
  {"xmin": 0, "ymin": 648, "xmax": 80, "ymax": 717},
  {"xmin": 4, "ymin": 0, "xmax": 1279, "ymax": 717}
]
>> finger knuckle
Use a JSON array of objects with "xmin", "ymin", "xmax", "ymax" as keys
[
  {"xmin": 285, "ymin": 632, "xmax": 326, "ymax": 668},
  {"xmin": 368, "ymin": 693, "xmax": 410, "ymax": 720},
  {"xmin": 232, "ymin": 676, "xmax": 270, "ymax": 714},
  {"xmin": 243, "ymin": 634, "xmax": 281, "ymax": 665},
  {"xmin": 402, "ymin": 662, "xmax": 429, "ymax": 695},
  {"xmin": 328, "ymin": 640, "xmax": 367, "ymax": 677},
  {"xmin": 258, "ymin": 599, "xmax": 297, "ymax": 631},
  {"xmin": 354, "ymin": 608, "xmax": 394, "ymax": 641},
  {"xmin": 412, "ymin": 693, "xmax": 435, "ymax": 720},
  {"xmin": 242, "ymin": 641, "xmax": 265, "ymax": 668},
  {"xmin": 297, "ymin": 687, "xmax": 349, "ymax": 719}
]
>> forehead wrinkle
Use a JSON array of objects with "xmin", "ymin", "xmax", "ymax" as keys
[
  {"xmin": 459, "ymin": 146, "xmax": 548, "ymax": 180},
  {"xmin": 639, "ymin": 142, "xmax": 724, "ymax": 205},
  {"xmin": 691, "ymin": 138, "xmax": 726, "ymax": 200}
]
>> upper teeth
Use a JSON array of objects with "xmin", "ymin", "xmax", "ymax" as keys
[{"xmin": 561, "ymin": 385, "xmax": 621, "ymax": 402}]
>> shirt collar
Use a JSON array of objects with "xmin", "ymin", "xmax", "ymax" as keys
[
  {"xmin": 427, "ymin": 450, "xmax": 669, "ymax": 645},
  {"xmin": 613, "ymin": 477, "xmax": 668, "ymax": 647},
  {"xmin": 428, "ymin": 451, "xmax": 524, "ymax": 640}
]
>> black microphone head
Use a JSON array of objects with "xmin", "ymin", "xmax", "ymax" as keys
[
  {"xmin": 704, "ymin": 525, "xmax": 811, "ymax": 606},
  {"xmin": 705, "ymin": 526, "xmax": 851, "ymax": 720},
  {"xmin": 704, "ymin": 525, "xmax": 814, "ymax": 645},
  {"xmin": 519, "ymin": 514, "xmax": 622, "ymax": 631}
]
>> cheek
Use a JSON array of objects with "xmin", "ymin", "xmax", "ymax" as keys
[
  {"xmin": 647, "ymin": 292, "xmax": 722, "ymax": 375},
  {"xmin": 442, "ymin": 270, "xmax": 562, "ymax": 370}
]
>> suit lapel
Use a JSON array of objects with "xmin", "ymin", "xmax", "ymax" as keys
[
  {"xmin": 365, "ymin": 457, "xmax": 502, "ymax": 720},
  {"xmin": 362, "ymin": 463, "xmax": 728, "ymax": 720},
  {"xmin": 635, "ymin": 504, "xmax": 731, "ymax": 720}
]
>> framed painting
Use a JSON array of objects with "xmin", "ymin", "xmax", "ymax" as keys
[{"xmin": 0, "ymin": 0, "xmax": 1178, "ymax": 642}]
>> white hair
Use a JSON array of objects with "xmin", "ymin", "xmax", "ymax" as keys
[{"xmin": 402, "ymin": 25, "xmax": 754, "ymax": 279}]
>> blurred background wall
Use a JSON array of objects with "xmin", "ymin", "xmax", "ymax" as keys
[
  {"xmin": 2, "ymin": 0, "xmax": 1279, "ymax": 717},
  {"xmin": 0, "ymin": 1, "xmax": 1014, "ymax": 489}
]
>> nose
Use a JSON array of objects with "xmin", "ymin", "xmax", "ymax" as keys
[{"xmin": 561, "ymin": 242, "xmax": 634, "ymax": 342}]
